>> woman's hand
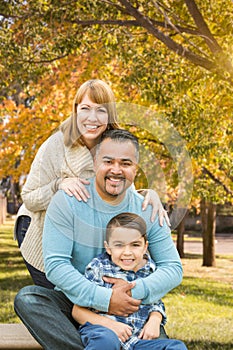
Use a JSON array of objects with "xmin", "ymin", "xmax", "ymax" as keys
[
  {"xmin": 59, "ymin": 177, "xmax": 90, "ymax": 202},
  {"xmin": 138, "ymin": 189, "xmax": 170, "ymax": 226}
]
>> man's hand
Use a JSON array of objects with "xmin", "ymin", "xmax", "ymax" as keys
[{"xmin": 103, "ymin": 277, "xmax": 141, "ymax": 316}]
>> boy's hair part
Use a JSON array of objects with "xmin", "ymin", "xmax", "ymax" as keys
[{"xmin": 106, "ymin": 212, "xmax": 147, "ymax": 242}]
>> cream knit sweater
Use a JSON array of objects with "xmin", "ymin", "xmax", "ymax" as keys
[{"xmin": 15, "ymin": 131, "xmax": 95, "ymax": 271}]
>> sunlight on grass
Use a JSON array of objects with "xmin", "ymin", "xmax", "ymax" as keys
[
  {"xmin": 0, "ymin": 219, "xmax": 32, "ymax": 323},
  {"xmin": 1, "ymin": 219, "xmax": 233, "ymax": 349},
  {"xmin": 163, "ymin": 263, "xmax": 233, "ymax": 349}
]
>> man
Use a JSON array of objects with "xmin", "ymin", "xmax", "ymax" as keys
[{"xmin": 14, "ymin": 130, "xmax": 183, "ymax": 350}]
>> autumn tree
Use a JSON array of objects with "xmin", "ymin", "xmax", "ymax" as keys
[{"xmin": 1, "ymin": 0, "xmax": 233, "ymax": 266}]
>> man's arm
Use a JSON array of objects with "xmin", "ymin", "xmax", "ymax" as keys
[
  {"xmin": 43, "ymin": 191, "xmax": 140, "ymax": 315},
  {"xmin": 130, "ymin": 209, "xmax": 183, "ymax": 303}
]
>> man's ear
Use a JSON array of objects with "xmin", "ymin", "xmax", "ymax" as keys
[{"xmin": 104, "ymin": 241, "xmax": 111, "ymax": 255}]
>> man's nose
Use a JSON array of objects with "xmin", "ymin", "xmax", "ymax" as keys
[{"xmin": 110, "ymin": 162, "xmax": 122, "ymax": 173}]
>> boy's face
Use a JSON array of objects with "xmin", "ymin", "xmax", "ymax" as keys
[{"xmin": 104, "ymin": 227, "xmax": 148, "ymax": 272}]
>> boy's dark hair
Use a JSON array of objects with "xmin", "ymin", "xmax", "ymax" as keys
[{"xmin": 106, "ymin": 212, "xmax": 147, "ymax": 242}]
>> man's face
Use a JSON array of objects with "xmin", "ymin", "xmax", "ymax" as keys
[{"xmin": 94, "ymin": 138, "xmax": 138, "ymax": 204}]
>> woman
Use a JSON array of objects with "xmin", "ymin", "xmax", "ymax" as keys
[{"xmin": 15, "ymin": 79, "xmax": 168, "ymax": 288}]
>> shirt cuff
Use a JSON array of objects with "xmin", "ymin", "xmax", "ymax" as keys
[
  {"xmin": 131, "ymin": 278, "xmax": 148, "ymax": 301},
  {"xmin": 52, "ymin": 178, "xmax": 63, "ymax": 193},
  {"xmin": 91, "ymin": 285, "xmax": 112, "ymax": 313}
]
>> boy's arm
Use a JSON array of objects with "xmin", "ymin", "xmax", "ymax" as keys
[
  {"xmin": 138, "ymin": 311, "xmax": 162, "ymax": 340},
  {"xmin": 138, "ymin": 299, "xmax": 166, "ymax": 340},
  {"xmin": 72, "ymin": 305, "xmax": 132, "ymax": 342}
]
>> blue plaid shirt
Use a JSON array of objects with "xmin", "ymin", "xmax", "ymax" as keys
[{"xmin": 85, "ymin": 252, "xmax": 167, "ymax": 350}]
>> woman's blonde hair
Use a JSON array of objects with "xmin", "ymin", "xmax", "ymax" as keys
[{"xmin": 60, "ymin": 79, "xmax": 119, "ymax": 147}]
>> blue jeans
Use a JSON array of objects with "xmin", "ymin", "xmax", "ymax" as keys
[
  {"xmin": 15, "ymin": 215, "xmax": 54, "ymax": 289},
  {"xmin": 14, "ymin": 285, "xmax": 84, "ymax": 350},
  {"xmin": 14, "ymin": 286, "xmax": 178, "ymax": 350},
  {"xmin": 80, "ymin": 323, "xmax": 188, "ymax": 350}
]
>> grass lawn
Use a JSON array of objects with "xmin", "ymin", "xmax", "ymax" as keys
[{"xmin": 1, "ymin": 218, "xmax": 233, "ymax": 350}]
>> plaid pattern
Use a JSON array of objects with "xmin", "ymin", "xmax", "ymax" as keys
[{"xmin": 85, "ymin": 252, "xmax": 167, "ymax": 350}]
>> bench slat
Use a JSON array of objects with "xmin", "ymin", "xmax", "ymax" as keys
[{"xmin": 0, "ymin": 324, "xmax": 42, "ymax": 350}]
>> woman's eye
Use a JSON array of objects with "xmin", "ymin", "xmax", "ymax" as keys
[{"xmin": 98, "ymin": 108, "xmax": 107, "ymax": 114}]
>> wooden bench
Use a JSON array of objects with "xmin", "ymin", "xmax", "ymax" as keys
[{"xmin": 0, "ymin": 324, "xmax": 42, "ymax": 349}]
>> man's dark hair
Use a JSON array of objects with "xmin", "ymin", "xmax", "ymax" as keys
[{"xmin": 98, "ymin": 129, "xmax": 139, "ymax": 161}]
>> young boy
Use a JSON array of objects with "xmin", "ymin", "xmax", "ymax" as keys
[{"xmin": 72, "ymin": 213, "xmax": 187, "ymax": 350}]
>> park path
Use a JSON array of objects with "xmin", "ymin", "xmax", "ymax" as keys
[{"xmin": 183, "ymin": 233, "xmax": 233, "ymax": 255}]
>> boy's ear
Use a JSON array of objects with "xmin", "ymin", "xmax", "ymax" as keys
[
  {"xmin": 104, "ymin": 241, "xmax": 111, "ymax": 255},
  {"xmin": 144, "ymin": 240, "xmax": 149, "ymax": 254}
]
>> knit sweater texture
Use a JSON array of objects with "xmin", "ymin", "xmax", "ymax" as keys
[{"xmin": 15, "ymin": 131, "xmax": 95, "ymax": 271}]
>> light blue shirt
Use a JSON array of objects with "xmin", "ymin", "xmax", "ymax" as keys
[{"xmin": 43, "ymin": 178, "xmax": 182, "ymax": 312}]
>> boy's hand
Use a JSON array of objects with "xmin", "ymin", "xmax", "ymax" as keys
[
  {"xmin": 107, "ymin": 319, "xmax": 132, "ymax": 343},
  {"xmin": 138, "ymin": 312, "xmax": 162, "ymax": 340}
]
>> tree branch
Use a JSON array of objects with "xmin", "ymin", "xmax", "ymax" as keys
[
  {"xmin": 202, "ymin": 167, "xmax": 233, "ymax": 195},
  {"xmin": 118, "ymin": 0, "xmax": 216, "ymax": 71},
  {"xmin": 184, "ymin": 0, "xmax": 222, "ymax": 53},
  {"xmin": 68, "ymin": 18, "xmax": 200, "ymax": 35}
]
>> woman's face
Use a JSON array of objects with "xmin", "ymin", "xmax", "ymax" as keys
[{"xmin": 77, "ymin": 93, "xmax": 109, "ymax": 148}]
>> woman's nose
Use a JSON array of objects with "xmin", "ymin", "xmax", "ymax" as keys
[{"xmin": 87, "ymin": 109, "xmax": 98, "ymax": 120}]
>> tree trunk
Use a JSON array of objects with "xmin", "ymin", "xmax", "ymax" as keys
[
  {"xmin": 201, "ymin": 199, "xmax": 216, "ymax": 267},
  {"xmin": 176, "ymin": 212, "xmax": 188, "ymax": 258}
]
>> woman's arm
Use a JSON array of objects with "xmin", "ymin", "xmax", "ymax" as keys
[
  {"xmin": 21, "ymin": 133, "xmax": 64, "ymax": 212},
  {"xmin": 138, "ymin": 189, "xmax": 170, "ymax": 225}
]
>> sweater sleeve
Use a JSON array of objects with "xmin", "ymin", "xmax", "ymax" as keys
[
  {"xmin": 43, "ymin": 191, "xmax": 112, "ymax": 312},
  {"xmin": 131, "ymin": 218, "xmax": 183, "ymax": 303},
  {"xmin": 21, "ymin": 132, "xmax": 64, "ymax": 212}
]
